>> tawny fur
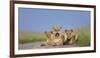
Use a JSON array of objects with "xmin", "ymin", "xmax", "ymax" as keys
[
  {"xmin": 42, "ymin": 26, "xmax": 78, "ymax": 46},
  {"xmin": 64, "ymin": 29, "xmax": 78, "ymax": 44}
]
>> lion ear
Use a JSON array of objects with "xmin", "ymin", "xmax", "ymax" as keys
[
  {"xmin": 71, "ymin": 29, "xmax": 73, "ymax": 32},
  {"xmin": 44, "ymin": 31, "xmax": 47, "ymax": 34},
  {"xmin": 50, "ymin": 31, "xmax": 53, "ymax": 34},
  {"xmin": 60, "ymin": 26, "xmax": 62, "ymax": 29},
  {"xmin": 65, "ymin": 29, "xmax": 68, "ymax": 32},
  {"xmin": 59, "ymin": 25, "xmax": 62, "ymax": 29},
  {"xmin": 52, "ymin": 27, "xmax": 55, "ymax": 30}
]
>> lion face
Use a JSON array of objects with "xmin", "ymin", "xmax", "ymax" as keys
[
  {"xmin": 44, "ymin": 31, "xmax": 51, "ymax": 38},
  {"xmin": 65, "ymin": 29, "xmax": 73, "ymax": 39},
  {"xmin": 64, "ymin": 29, "xmax": 78, "ymax": 44},
  {"xmin": 52, "ymin": 26, "xmax": 62, "ymax": 38}
]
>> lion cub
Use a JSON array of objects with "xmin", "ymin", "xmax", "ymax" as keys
[
  {"xmin": 50, "ymin": 26, "xmax": 64, "ymax": 46},
  {"xmin": 63, "ymin": 29, "xmax": 78, "ymax": 45},
  {"xmin": 43, "ymin": 26, "xmax": 64, "ymax": 46}
]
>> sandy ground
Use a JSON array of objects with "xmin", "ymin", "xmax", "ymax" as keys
[{"xmin": 19, "ymin": 41, "xmax": 76, "ymax": 50}]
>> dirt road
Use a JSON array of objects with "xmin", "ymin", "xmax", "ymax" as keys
[{"xmin": 19, "ymin": 41, "xmax": 76, "ymax": 50}]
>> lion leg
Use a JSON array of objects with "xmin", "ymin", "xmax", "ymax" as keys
[
  {"xmin": 68, "ymin": 38, "xmax": 73, "ymax": 45},
  {"xmin": 75, "ymin": 34, "xmax": 78, "ymax": 42}
]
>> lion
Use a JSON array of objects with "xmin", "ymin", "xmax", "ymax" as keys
[
  {"xmin": 42, "ymin": 26, "xmax": 64, "ymax": 46},
  {"xmin": 50, "ymin": 26, "xmax": 64, "ymax": 46},
  {"xmin": 41, "ymin": 31, "xmax": 54, "ymax": 46},
  {"xmin": 63, "ymin": 29, "xmax": 78, "ymax": 45},
  {"xmin": 41, "ymin": 26, "xmax": 78, "ymax": 46}
]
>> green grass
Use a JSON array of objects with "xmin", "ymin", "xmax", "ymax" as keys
[
  {"xmin": 19, "ymin": 32, "xmax": 47, "ymax": 44},
  {"xmin": 76, "ymin": 26, "xmax": 90, "ymax": 47},
  {"xmin": 19, "ymin": 26, "xmax": 91, "ymax": 47}
]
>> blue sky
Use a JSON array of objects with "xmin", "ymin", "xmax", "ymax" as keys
[{"xmin": 18, "ymin": 8, "xmax": 90, "ymax": 32}]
